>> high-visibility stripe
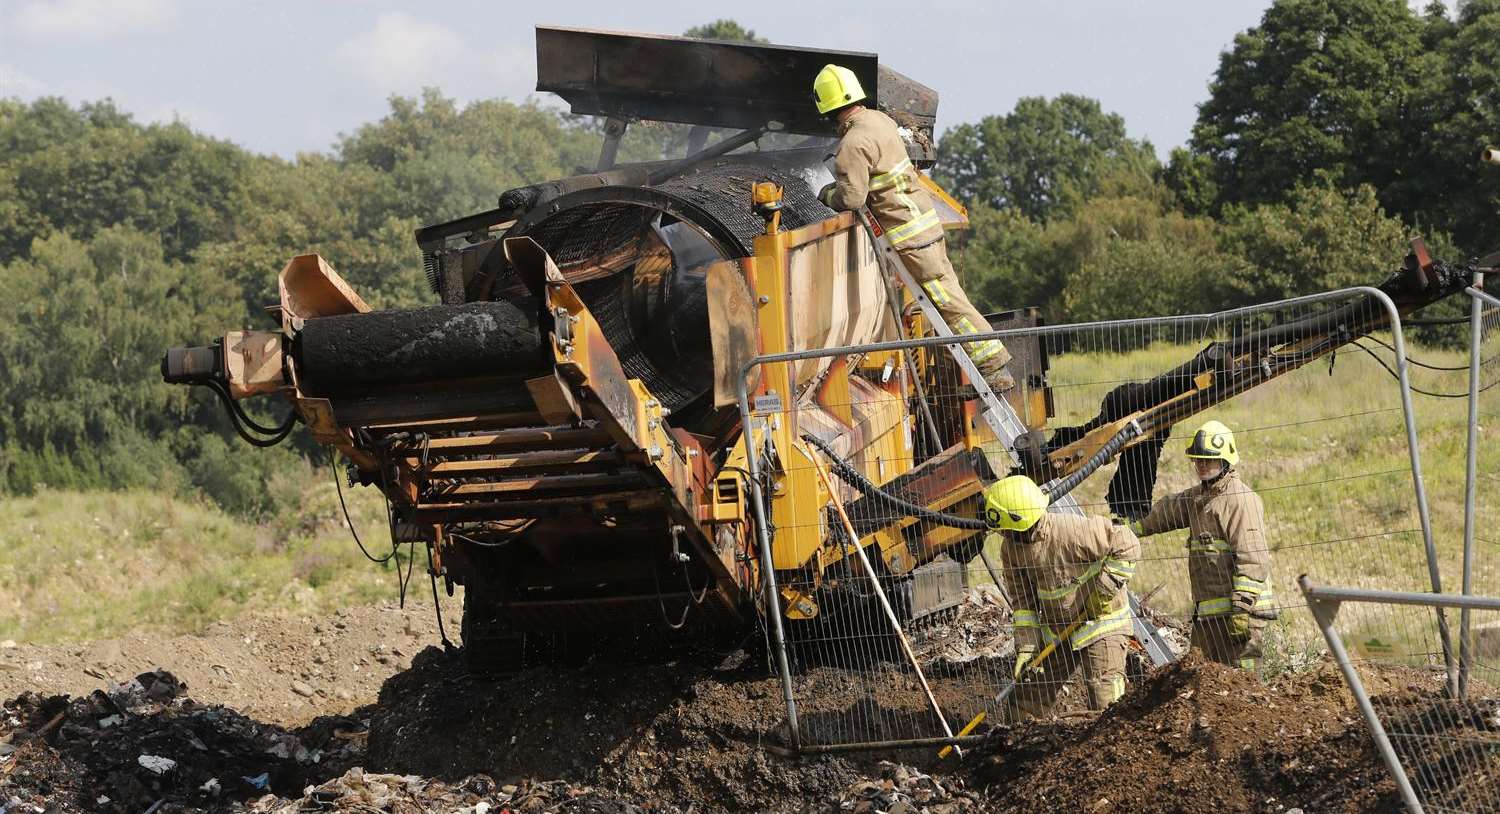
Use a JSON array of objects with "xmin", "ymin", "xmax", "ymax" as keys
[
  {"xmin": 1189, "ymin": 539, "xmax": 1233, "ymax": 554},
  {"xmin": 1233, "ymin": 575, "xmax": 1266, "ymax": 594},
  {"xmin": 887, "ymin": 210, "xmax": 941, "ymax": 244},
  {"xmin": 1238, "ymin": 658, "xmax": 1258, "ymax": 670},
  {"xmin": 869, "ymin": 158, "xmax": 913, "ymax": 190},
  {"xmin": 1013, "ymin": 609, "xmax": 1039, "ymax": 627},
  {"xmin": 1255, "ymin": 593, "xmax": 1276, "ymax": 609},
  {"xmin": 1103, "ymin": 559, "xmax": 1136, "ymax": 581},
  {"xmin": 969, "ymin": 339, "xmax": 1006, "ymax": 363},
  {"xmin": 1072, "ymin": 605, "xmax": 1130, "ymax": 648},
  {"xmin": 1038, "ymin": 581, "xmax": 1079, "ymax": 601},
  {"xmin": 1196, "ymin": 597, "xmax": 1233, "ymax": 616},
  {"xmin": 921, "ymin": 279, "xmax": 953, "ymax": 306},
  {"xmin": 1108, "ymin": 676, "xmax": 1126, "ymax": 703},
  {"xmin": 955, "ymin": 316, "xmax": 980, "ymax": 335}
]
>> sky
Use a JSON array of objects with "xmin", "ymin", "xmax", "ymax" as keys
[{"xmin": 0, "ymin": 0, "xmax": 1454, "ymax": 160}]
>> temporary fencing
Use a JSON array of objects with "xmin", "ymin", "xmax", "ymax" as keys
[
  {"xmin": 1293, "ymin": 272, "xmax": 1500, "ymax": 814},
  {"xmin": 738, "ymin": 284, "xmax": 1476, "ymax": 753}
]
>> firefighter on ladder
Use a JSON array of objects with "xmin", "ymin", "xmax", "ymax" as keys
[
  {"xmin": 811, "ymin": 64, "xmax": 1015, "ymax": 394},
  {"xmin": 1128, "ymin": 420, "xmax": 1276, "ymax": 670},
  {"xmin": 984, "ymin": 475, "xmax": 1140, "ymax": 718}
]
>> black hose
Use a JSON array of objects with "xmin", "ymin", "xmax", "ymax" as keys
[
  {"xmin": 1041, "ymin": 419, "xmax": 1144, "ymax": 500},
  {"xmin": 201, "ymin": 381, "xmax": 298, "ymax": 447},
  {"xmin": 802, "ymin": 434, "xmax": 987, "ymax": 530}
]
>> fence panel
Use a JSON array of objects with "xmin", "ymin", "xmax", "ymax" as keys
[
  {"xmin": 742, "ymin": 287, "xmax": 1459, "ymax": 750},
  {"xmin": 1303, "ymin": 581, "xmax": 1500, "ymax": 813}
]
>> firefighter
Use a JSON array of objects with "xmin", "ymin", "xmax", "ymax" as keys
[
  {"xmin": 811, "ymin": 64, "xmax": 1014, "ymax": 393},
  {"xmin": 1130, "ymin": 420, "xmax": 1275, "ymax": 670},
  {"xmin": 984, "ymin": 475, "xmax": 1140, "ymax": 718}
]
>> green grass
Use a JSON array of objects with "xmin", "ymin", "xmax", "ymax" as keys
[
  {"xmin": 0, "ymin": 472, "xmax": 414, "ymax": 643},
  {"xmin": 969, "ymin": 330, "xmax": 1500, "ymax": 667}
]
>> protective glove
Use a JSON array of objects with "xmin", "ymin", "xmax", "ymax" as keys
[
  {"xmin": 1110, "ymin": 514, "xmax": 1145, "ymax": 537},
  {"xmin": 1227, "ymin": 611, "xmax": 1251, "ymax": 640},
  {"xmin": 817, "ymin": 182, "xmax": 838, "ymax": 208},
  {"xmin": 1013, "ymin": 643, "xmax": 1036, "ymax": 679},
  {"xmin": 1086, "ymin": 588, "xmax": 1115, "ymax": 620},
  {"xmin": 1232, "ymin": 590, "xmax": 1257, "ymax": 615}
]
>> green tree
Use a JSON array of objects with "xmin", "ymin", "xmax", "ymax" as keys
[
  {"xmin": 0, "ymin": 98, "xmax": 269, "ymax": 263},
  {"xmin": 1217, "ymin": 179, "xmax": 1413, "ymax": 305},
  {"xmin": 954, "ymin": 185, "xmax": 1234, "ymax": 321},
  {"xmin": 936, "ymin": 95, "xmax": 1159, "ymax": 221},
  {"xmin": 951, "ymin": 205, "xmax": 1047, "ymax": 313},
  {"xmin": 683, "ymin": 19, "xmax": 767, "ymax": 43},
  {"xmin": 1186, "ymin": 0, "xmax": 1430, "ymax": 211},
  {"xmin": 1408, "ymin": 0, "xmax": 1500, "ymax": 254},
  {"xmin": 0, "ymin": 227, "xmax": 239, "ymax": 491}
]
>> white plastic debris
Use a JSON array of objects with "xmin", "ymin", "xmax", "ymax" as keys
[{"xmin": 137, "ymin": 754, "xmax": 177, "ymax": 775}]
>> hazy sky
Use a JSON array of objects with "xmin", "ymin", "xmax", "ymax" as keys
[{"xmin": 0, "ymin": 0, "xmax": 1450, "ymax": 160}]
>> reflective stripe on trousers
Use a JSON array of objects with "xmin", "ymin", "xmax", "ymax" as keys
[{"xmin": 887, "ymin": 209, "xmax": 941, "ymax": 244}]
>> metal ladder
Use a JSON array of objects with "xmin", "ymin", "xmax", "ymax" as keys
[{"xmin": 858, "ymin": 210, "xmax": 1177, "ymax": 667}]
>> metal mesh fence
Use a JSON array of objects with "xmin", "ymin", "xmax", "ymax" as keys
[
  {"xmin": 1302, "ymin": 582, "xmax": 1500, "ymax": 813},
  {"xmin": 741, "ymin": 285, "xmax": 1470, "ymax": 751}
]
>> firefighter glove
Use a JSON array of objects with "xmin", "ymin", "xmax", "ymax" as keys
[
  {"xmin": 1228, "ymin": 611, "xmax": 1251, "ymax": 640},
  {"xmin": 818, "ymin": 182, "xmax": 837, "ymax": 208},
  {"xmin": 1232, "ymin": 590, "xmax": 1257, "ymax": 614},
  {"xmin": 1086, "ymin": 588, "xmax": 1115, "ymax": 620},
  {"xmin": 1109, "ymin": 515, "xmax": 1146, "ymax": 538},
  {"xmin": 1013, "ymin": 644, "xmax": 1036, "ymax": 679}
]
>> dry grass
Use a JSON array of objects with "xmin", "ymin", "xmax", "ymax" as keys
[{"xmin": 0, "ymin": 474, "xmax": 411, "ymax": 643}]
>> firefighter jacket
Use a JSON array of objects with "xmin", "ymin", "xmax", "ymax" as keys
[
  {"xmin": 1002, "ymin": 512, "xmax": 1141, "ymax": 652},
  {"xmin": 1138, "ymin": 469, "xmax": 1274, "ymax": 619},
  {"xmin": 824, "ymin": 107, "xmax": 945, "ymax": 249}
]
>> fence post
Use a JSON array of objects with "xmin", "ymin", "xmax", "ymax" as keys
[
  {"xmin": 1459, "ymin": 272, "xmax": 1485, "ymax": 697},
  {"xmin": 1298, "ymin": 576, "xmax": 1424, "ymax": 814},
  {"xmin": 1366, "ymin": 290, "xmax": 1458, "ymax": 696},
  {"xmin": 737, "ymin": 367, "xmax": 802, "ymax": 750}
]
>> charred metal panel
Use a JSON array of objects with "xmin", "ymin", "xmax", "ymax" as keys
[{"xmin": 536, "ymin": 26, "xmax": 878, "ymax": 137}]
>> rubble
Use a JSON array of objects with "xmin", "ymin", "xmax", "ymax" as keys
[
  {"xmin": 3, "ymin": 612, "xmax": 1492, "ymax": 813},
  {"xmin": 910, "ymin": 585, "xmax": 1014, "ymax": 666}
]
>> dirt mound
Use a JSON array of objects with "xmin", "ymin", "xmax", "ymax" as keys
[
  {"xmin": 0, "ymin": 601, "xmax": 453, "ymax": 728},
  {"xmin": 975, "ymin": 655, "xmax": 1408, "ymax": 813},
  {"xmin": 364, "ymin": 645, "xmax": 870, "ymax": 811},
  {"xmin": 6, "ymin": 601, "xmax": 1480, "ymax": 813}
]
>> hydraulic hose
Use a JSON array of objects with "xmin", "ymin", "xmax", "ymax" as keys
[
  {"xmin": 1041, "ymin": 419, "xmax": 1143, "ymax": 501},
  {"xmin": 802, "ymin": 434, "xmax": 986, "ymax": 530}
]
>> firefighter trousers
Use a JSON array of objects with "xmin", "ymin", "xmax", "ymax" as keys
[
  {"xmin": 1191, "ymin": 616, "xmax": 1265, "ymax": 671},
  {"xmin": 896, "ymin": 239, "xmax": 1013, "ymax": 383},
  {"xmin": 1006, "ymin": 633, "xmax": 1128, "ymax": 720}
]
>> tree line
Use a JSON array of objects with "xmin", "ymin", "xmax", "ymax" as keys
[{"xmin": 0, "ymin": 3, "xmax": 1495, "ymax": 513}]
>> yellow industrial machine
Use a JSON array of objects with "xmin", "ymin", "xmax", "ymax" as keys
[{"xmin": 161, "ymin": 28, "xmax": 1483, "ymax": 667}]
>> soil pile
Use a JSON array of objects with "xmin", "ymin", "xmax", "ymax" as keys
[
  {"xmin": 3, "ymin": 603, "xmax": 1493, "ymax": 813},
  {"xmin": 974, "ymin": 655, "xmax": 1456, "ymax": 813}
]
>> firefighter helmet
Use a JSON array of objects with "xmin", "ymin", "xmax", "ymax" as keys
[
  {"xmin": 812, "ymin": 64, "xmax": 866, "ymax": 115},
  {"xmin": 982, "ymin": 475, "xmax": 1049, "ymax": 533},
  {"xmin": 1185, "ymin": 419, "xmax": 1239, "ymax": 466}
]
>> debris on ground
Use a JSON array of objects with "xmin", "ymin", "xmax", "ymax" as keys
[
  {"xmin": 975, "ymin": 654, "xmax": 1433, "ymax": 813},
  {"xmin": 2, "ymin": 607, "xmax": 1491, "ymax": 813},
  {"xmin": 910, "ymin": 585, "xmax": 1013, "ymax": 665},
  {"xmin": 0, "ymin": 668, "xmax": 365, "ymax": 813}
]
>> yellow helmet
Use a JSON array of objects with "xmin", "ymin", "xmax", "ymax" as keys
[
  {"xmin": 982, "ymin": 475, "xmax": 1049, "ymax": 533},
  {"xmin": 812, "ymin": 64, "xmax": 866, "ymax": 115},
  {"xmin": 1185, "ymin": 419, "xmax": 1239, "ymax": 466}
]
